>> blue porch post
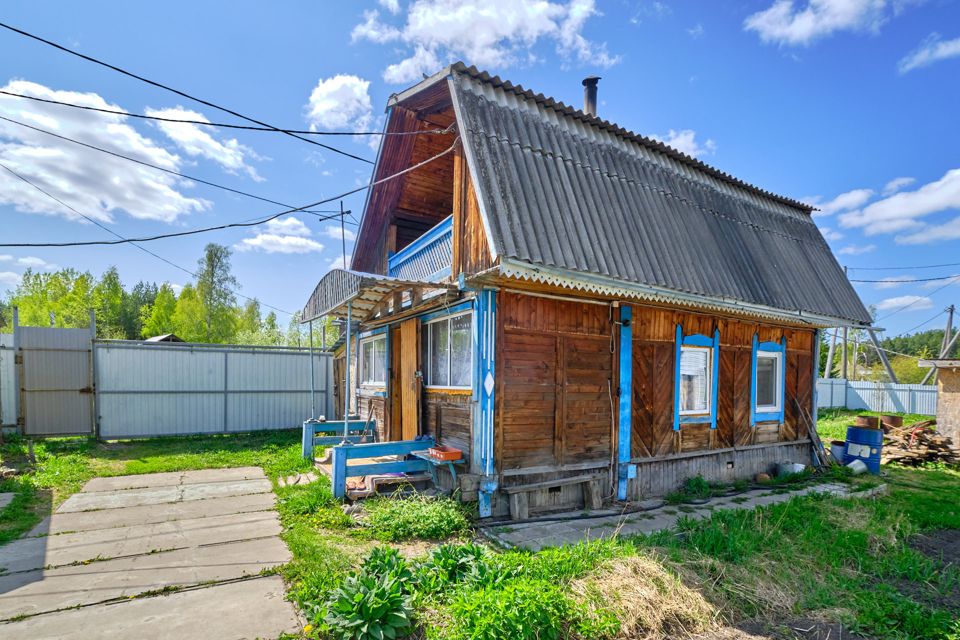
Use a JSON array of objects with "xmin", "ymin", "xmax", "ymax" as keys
[
  {"xmin": 331, "ymin": 445, "xmax": 348, "ymax": 499},
  {"xmin": 473, "ymin": 290, "xmax": 498, "ymax": 517},
  {"xmin": 617, "ymin": 305, "xmax": 633, "ymax": 501}
]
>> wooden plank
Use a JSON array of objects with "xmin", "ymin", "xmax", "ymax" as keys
[{"xmin": 400, "ymin": 318, "xmax": 420, "ymax": 441}]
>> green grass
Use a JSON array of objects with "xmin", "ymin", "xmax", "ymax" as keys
[
  {"xmin": 0, "ymin": 429, "xmax": 311, "ymax": 544},
  {"xmin": 816, "ymin": 408, "xmax": 932, "ymax": 443}
]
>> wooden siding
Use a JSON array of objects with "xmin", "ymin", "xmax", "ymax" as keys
[
  {"xmin": 497, "ymin": 292, "xmax": 613, "ymax": 472},
  {"xmin": 422, "ymin": 391, "xmax": 472, "ymax": 460},
  {"xmin": 630, "ymin": 305, "xmax": 815, "ymax": 460},
  {"xmin": 452, "ymin": 148, "xmax": 494, "ymax": 277},
  {"xmin": 937, "ymin": 369, "xmax": 960, "ymax": 444}
]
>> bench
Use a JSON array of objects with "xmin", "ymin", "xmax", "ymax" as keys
[{"xmin": 502, "ymin": 473, "xmax": 606, "ymax": 520}]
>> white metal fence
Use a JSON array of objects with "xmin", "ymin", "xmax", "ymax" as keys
[
  {"xmin": 0, "ymin": 334, "xmax": 15, "ymax": 427},
  {"xmin": 95, "ymin": 340, "xmax": 334, "ymax": 439},
  {"xmin": 817, "ymin": 378, "xmax": 937, "ymax": 415}
]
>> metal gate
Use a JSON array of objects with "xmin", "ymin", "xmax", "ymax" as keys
[
  {"xmin": 14, "ymin": 314, "xmax": 95, "ymax": 436},
  {"xmin": 0, "ymin": 334, "xmax": 15, "ymax": 428}
]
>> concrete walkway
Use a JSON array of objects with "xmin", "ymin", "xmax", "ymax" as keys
[
  {"xmin": 0, "ymin": 467, "xmax": 301, "ymax": 639},
  {"xmin": 487, "ymin": 482, "xmax": 881, "ymax": 551}
]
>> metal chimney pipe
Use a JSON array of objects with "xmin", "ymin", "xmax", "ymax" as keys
[{"xmin": 582, "ymin": 76, "xmax": 600, "ymax": 116}]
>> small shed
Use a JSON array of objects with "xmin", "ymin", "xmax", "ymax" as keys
[
  {"xmin": 144, "ymin": 334, "xmax": 185, "ymax": 343},
  {"xmin": 919, "ymin": 359, "xmax": 960, "ymax": 444}
]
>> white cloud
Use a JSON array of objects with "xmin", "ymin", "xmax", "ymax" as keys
[
  {"xmin": 811, "ymin": 187, "xmax": 874, "ymax": 217},
  {"xmin": 837, "ymin": 243, "xmax": 876, "ymax": 255},
  {"xmin": 882, "ymin": 176, "xmax": 915, "ymax": 195},
  {"xmin": 651, "ymin": 129, "xmax": 716, "ymax": 158},
  {"xmin": 236, "ymin": 216, "xmax": 324, "ymax": 254},
  {"xmin": 687, "ymin": 23, "xmax": 705, "ymax": 38},
  {"xmin": 353, "ymin": 0, "xmax": 619, "ymax": 85},
  {"xmin": 818, "ymin": 226, "xmax": 844, "ymax": 241},
  {"xmin": 744, "ymin": 0, "xmax": 889, "ymax": 46},
  {"xmin": 380, "ymin": 0, "xmax": 402, "ymax": 14},
  {"xmin": 874, "ymin": 275, "xmax": 913, "ymax": 289},
  {"xmin": 0, "ymin": 271, "xmax": 21, "ymax": 289},
  {"xmin": 144, "ymin": 106, "xmax": 262, "ymax": 181},
  {"xmin": 875, "ymin": 294, "xmax": 933, "ymax": 312},
  {"xmin": 0, "ymin": 80, "xmax": 208, "ymax": 224},
  {"xmin": 328, "ymin": 254, "xmax": 353, "ymax": 270},
  {"xmin": 898, "ymin": 33, "xmax": 960, "ymax": 74},
  {"xmin": 896, "ymin": 216, "xmax": 960, "ymax": 245},
  {"xmin": 14, "ymin": 256, "xmax": 57, "ymax": 270},
  {"xmin": 321, "ymin": 225, "xmax": 358, "ymax": 242},
  {"xmin": 839, "ymin": 168, "xmax": 960, "ymax": 237},
  {"xmin": 304, "ymin": 75, "xmax": 373, "ymax": 132},
  {"xmin": 169, "ymin": 283, "xmax": 184, "ymax": 295}
]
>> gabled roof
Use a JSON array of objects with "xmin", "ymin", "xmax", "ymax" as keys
[{"xmin": 381, "ymin": 63, "xmax": 872, "ymax": 326}]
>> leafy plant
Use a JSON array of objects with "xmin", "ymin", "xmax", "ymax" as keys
[
  {"xmin": 364, "ymin": 494, "xmax": 470, "ymax": 542},
  {"xmin": 363, "ymin": 546, "xmax": 414, "ymax": 589},
  {"xmin": 324, "ymin": 574, "xmax": 413, "ymax": 640},
  {"xmin": 444, "ymin": 579, "xmax": 572, "ymax": 640},
  {"xmin": 415, "ymin": 542, "xmax": 506, "ymax": 595}
]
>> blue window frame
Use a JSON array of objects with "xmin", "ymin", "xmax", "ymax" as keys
[
  {"xmin": 673, "ymin": 325, "xmax": 720, "ymax": 431},
  {"xmin": 751, "ymin": 335, "xmax": 786, "ymax": 425}
]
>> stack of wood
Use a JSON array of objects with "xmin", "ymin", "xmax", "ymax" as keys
[{"xmin": 881, "ymin": 419, "xmax": 959, "ymax": 466}]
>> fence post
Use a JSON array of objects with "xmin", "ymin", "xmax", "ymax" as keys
[
  {"xmin": 302, "ymin": 420, "xmax": 314, "ymax": 460},
  {"xmin": 331, "ymin": 445, "xmax": 347, "ymax": 499},
  {"xmin": 223, "ymin": 351, "xmax": 229, "ymax": 433}
]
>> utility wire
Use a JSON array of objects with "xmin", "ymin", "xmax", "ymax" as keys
[
  {"xmin": 0, "ymin": 114, "xmax": 356, "ymax": 224},
  {"xmin": 0, "ymin": 160, "xmax": 295, "ymax": 316},
  {"xmin": 822, "ymin": 330, "xmax": 923, "ymax": 361},
  {"xmin": 847, "ymin": 261, "xmax": 960, "ymax": 271},
  {"xmin": 0, "ymin": 21, "xmax": 374, "ymax": 164},
  {"xmin": 0, "ymin": 137, "xmax": 460, "ymax": 248},
  {"xmin": 898, "ymin": 309, "xmax": 947, "ymax": 336},
  {"xmin": 877, "ymin": 274, "xmax": 960, "ymax": 321},
  {"xmin": 849, "ymin": 274, "xmax": 960, "ymax": 283},
  {"xmin": 0, "ymin": 89, "xmax": 453, "ymax": 137}
]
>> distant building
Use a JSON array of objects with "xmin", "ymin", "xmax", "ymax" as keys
[{"xmin": 144, "ymin": 334, "xmax": 185, "ymax": 343}]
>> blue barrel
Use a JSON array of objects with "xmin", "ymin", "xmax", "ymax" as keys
[{"xmin": 844, "ymin": 426, "xmax": 883, "ymax": 474}]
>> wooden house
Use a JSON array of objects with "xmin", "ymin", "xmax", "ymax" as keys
[{"xmin": 302, "ymin": 63, "xmax": 871, "ymax": 518}]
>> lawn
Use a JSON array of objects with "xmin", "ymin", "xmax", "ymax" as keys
[
  {"xmin": 2, "ymin": 420, "xmax": 958, "ymax": 640},
  {"xmin": 816, "ymin": 408, "xmax": 932, "ymax": 443}
]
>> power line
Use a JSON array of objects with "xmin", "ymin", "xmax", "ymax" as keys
[
  {"xmin": 822, "ymin": 330, "xmax": 923, "ymax": 361},
  {"xmin": 0, "ymin": 89, "xmax": 453, "ymax": 137},
  {"xmin": 0, "ymin": 160, "xmax": 295, "ymax": 316},
  {"xmin": 0, "ymin": 136, "xmax": 460, "ymax": 248},
  {"xmin": 877, "ymin": 274, "xmax": 960, "ymax": 320},
  {"xmin": 0, "ymin": 21, "xmax": 374, "ymax": 164},
  {"xmin": 847, "ymin": 261, "xmax": 960, "ymax": 271},
  {"xmin": 899, "ymin": 309, "xmax": 947, "ymax": 336},
  {"xmin": 849, "ymin": 274, "xmax": 960, "ymax": 283},
  {"xmin": 0, "ymin": 114, "xmax": 356, "ymax": 224}
]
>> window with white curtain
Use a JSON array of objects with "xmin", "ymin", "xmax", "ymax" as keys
[
  {"xmin": 359, "ymin": 334, "xmax": 386, "ymax": 385},
  {"xmin": 755, "ymin": 351, "xmax": 782, "ymax": 413},
  {"xmin": 679, "ymin": 346, "xmax": 711, "ymax": 415},
  {"xmin": 422, "ymin": 312, "xmax": 472, "ymax": 388}
]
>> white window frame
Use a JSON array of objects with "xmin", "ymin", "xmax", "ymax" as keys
[
  {"xmin": 678, "ymin": 345, "xmax": 712, "ymax": 416},
  {"xmin": 755, "ymin": 350, "xmax": 783, "ymax": 414},
  {"xmin": 422, "ymin": 311, "xmax": 473, "ymax": 390},
  {"xmin": 358, "ymin": 334, "xmax": 386, "ymax": 387}
]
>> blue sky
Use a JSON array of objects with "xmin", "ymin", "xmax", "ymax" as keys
[{"xmin": 1, "ymin": 0, "xmax": 959, "ymax": 335}]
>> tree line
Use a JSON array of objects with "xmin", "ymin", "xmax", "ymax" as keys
[
  {"xmin": 0, "ymin": 243, "xmax": 337, "ymax": 347},
  {"xmin": 819, "ymin": 327, "xmax": 956, "ymax": 384}
]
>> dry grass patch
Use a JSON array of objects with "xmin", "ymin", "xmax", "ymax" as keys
[{"xmin": 571, "ymin": 554, "xmax": 721, "ymax": 639}]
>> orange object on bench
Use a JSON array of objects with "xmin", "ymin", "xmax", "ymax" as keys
[{"xmin": 428, "ymin": 445, "xmax": 462, "ymax": 461}]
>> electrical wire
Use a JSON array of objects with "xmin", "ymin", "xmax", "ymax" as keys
[
  {"xmin": 0, "ymin": 160, "xmax": 295, "ymax": 316},
  {"xmin": 0, "ymin": 21, "xmax": 374, "ymax": 164},
  {"xmin": 876, "ymin": 274, "xmax": 960, "ymax": 321},
  {"xmin": 0, "ymin": 136, "xmax": 460, "ymax": 248},
  {"xmin": 0, "ymin": 89, "xmax": 454, "ymax": 137},
  {"xmin": 0, "ymin": 113, "xmax": 358, "ymax": 222},
  {"xmin": 898, "ymin": 309, "xmax": 947, "ymax": 336},
  {"xmin": 822, "ymin": 330, "xmax": 924, "ymax": 361},
  {"xmin": 847, "ymin": 261, "xmax": 960, "ymax": 271},
  {"xmin": 849, "ymin": 274, "xmax": 960, "ymax": 283}
]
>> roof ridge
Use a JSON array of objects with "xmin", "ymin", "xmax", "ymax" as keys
[{"xmin": 448, "ymin": 61, "xmax": 813, "ymax": 214}]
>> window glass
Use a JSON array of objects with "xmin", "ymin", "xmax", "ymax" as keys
[
  {"xmin": 449, "ymin": 314, "xmax": 472, "ymax": 387},
  {"xmin": 430, "ymin": 319, "xmax": 450, "ymax": 386},
  {"xmin": 679, "ymin": 347, "xmax": 710, "ymax": 414},
  {"xmin": 360, "ymin": 336, "xmax": 386, "ymax": 385},
  {"xmin": 756, "ymin": 353, "xmax": 779, "ymax": 410},
  {"xmin": 374, "ymin": 336, "xmax": 387, "ymax": 384}
]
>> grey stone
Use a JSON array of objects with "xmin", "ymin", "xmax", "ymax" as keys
[
  {"xmin": 57, "ymin": 478, "xmax": 271, "ymax": 513},
  {"xmin": 0, "ymin": 492, "xmax": 13, "ymax": 512}
]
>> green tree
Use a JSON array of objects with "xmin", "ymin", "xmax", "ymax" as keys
[
  {"xmin": 237, "ymin": 299, "xmax": 262, "ymax": 335},
  {"xmin": 141, "ymin": 283, "xmax": 178, "ymax": 338},
  {"xmin": 195, "ymin": 244, "xmax": 238, "ymax": 343},
  {"xmin": 122, "ymin": 281, "xmax": 158, "ymax": 339},
  {"xmin": 171, "ymin": 284, "xmax": 205, "ymax": 342},
  {"xmin": 9, "ymin": 268, "xmax": 95, "ymax": 328},
  {"xmin": 93, "ymin": 267, "xmax": 126, "ymax": 338}
]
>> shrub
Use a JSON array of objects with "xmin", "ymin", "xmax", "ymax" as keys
[
  {"xmin": 324, "ymin": 574, "xmax": 413, "ymax": 640},
  {"xmin": 363, "ymin": 546, "xmax": 414, "ymax": 589},
  {"xmin": 496, "ymin": 539, "xmax": 620, "ymax": 583},
  {"xmin": 415, "ymin": 542, "xmax": 506, "ymax": 595},
  {"xmin": 364, "ymin": 494, "xmax": 470, "ymax": 542},
  {"xmin": 444, "ymin": 579, "xmax": 572, "ymax": 640}
]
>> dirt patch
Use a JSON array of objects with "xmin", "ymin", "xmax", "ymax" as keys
[
  {"xmin": 909, "ymin": 529, "xmax": 960, "ymax": 568},
  {"xmin": 893, "ymin": 578, "xmax": 960, "ymax": 613},
  {"xmin": 695, "ymin": 618, "xmax": 870, "ymax": 640}
]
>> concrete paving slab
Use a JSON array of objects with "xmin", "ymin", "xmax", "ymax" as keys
[
  {"xmin": 0, "ymin": 576, "xmax": 300, "ymax": 640},
  {"xmin": 57, "ymin": 478, "xmax": 271, "ymax": 513},
  {"xmin": 0, "ymin": 493, "xmax": 13, "ymax": 511},
  {"xmin": 2, "ymin": 510, "xmax": 282, "ymax": 574},
  {"xmin": 0, "ymin": 536, "xmax": 291, "ymax": 620},
  {"xmin": 27, "ymin": 492, "xmax": 276, "ymax": 537},
  {"xmin": 81, "ymin": 467, "xmax": 266, "ymax": 493}
]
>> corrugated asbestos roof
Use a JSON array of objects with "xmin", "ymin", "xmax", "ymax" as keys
[
  {"xmin": 301, "ymin": 269, "xmax": 456, "ymax": 322},
  {"xmin": 449, "ymin": 68, "xmax": 871, "ymax": 325}
]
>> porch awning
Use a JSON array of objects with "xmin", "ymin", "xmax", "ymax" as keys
[{"xmin": 301, "ymin": 269, "xmax": 457, "ymax": 322}]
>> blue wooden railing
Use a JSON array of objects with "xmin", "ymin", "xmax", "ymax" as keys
[
  {"xmin": 330, "ymin": 437, "xmax": 435, "ymax": 498},
  {"xmin": 302, "ymin": 419, "xmax": 377, "ymax": 459},
  {"xmin": 387, "ymin": 215, "xmax": 452, "ymax": 281}
]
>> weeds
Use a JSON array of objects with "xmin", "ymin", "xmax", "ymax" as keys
[{"xmin": 364, "ymin": 493, "xmax": 470, "ymax": 542}]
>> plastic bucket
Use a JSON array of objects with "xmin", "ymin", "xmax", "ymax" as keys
[
  {"xmin": 844, "ymin": 426, "xmax": 883, "ymax": 474},
  {"xmin": 830, "ymin": 440, "xmax": 846, "ymax": 462}
]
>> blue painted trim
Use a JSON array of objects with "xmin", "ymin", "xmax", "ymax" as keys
[
  {"xmin": 337, "ymin": 437, "xmax": 434, "ymax": 459},
  {"xmin": 674, "ymin": 326, "xmax": 720, "ymax": 430},
  {"xmin": 812, "ymin": 329, "xmax": 821, "ymax": 436},
  {"xmin": 750, "ymin": 334, "xmax": 787, "ymax": 426},
  {"xmin": 387, "ymin": 215, "xmax": 453, "ymax": 276},
  {"xmin": 359, "ymin": 326, "xmax": 388, "ymax": 339},
  {"xmin": 471, "ymin": 290, "xmax": 497, "ymax": 517},
  {"xmin": 330, "ymin": 437, "xmax": 437, "ymax": 499},
  {"xmin": 418, "ymin": 300, "xmax": 473, "ymax": 325},
  {"xmin": 428, "ymin": 265, "xmax": 452, "ymax": 283},
  {"xmin": 349, "ymin": 460, "xmax": 430, "ymax": 476},
  {"xmin": 617, "ymin": 305, "xmax": 633, "ymax": 500}
]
